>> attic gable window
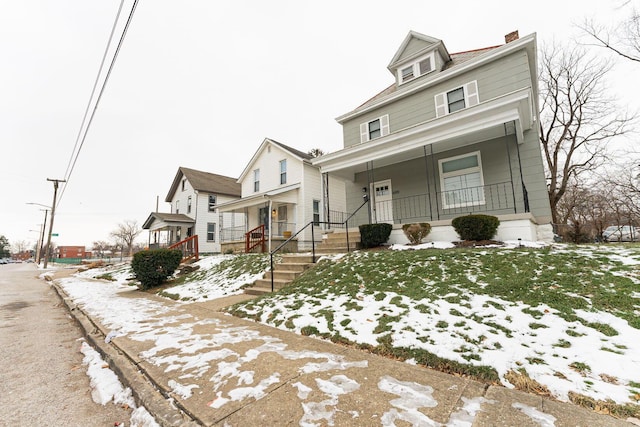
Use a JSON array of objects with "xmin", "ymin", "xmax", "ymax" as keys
[
  {"xmin": 435, "ymin": 81, "xmax": 479, "ymax": 117},
  {"xmin": 359, "ymin": 114, "xmax": 390, "ymax": 143},
  {"xmin": 397, "ymin": 52, "xmax": 435, "ymax": 85}
]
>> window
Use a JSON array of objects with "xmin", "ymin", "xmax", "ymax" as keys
[
  {"xmin": 208, "ymin": 195, "xmax": 217, "ymax": 212},
  {"xmin": 280, "ymin": 159, "xmax": 287, "ymax": 185},
  {"xmin": 187, "ymin": 196, "xmax": 192, "ymax": 214},
  {"xmin": 175, "ymin": 200, "xmax": 179, "ymax": 214},
  {"xmin": 253, "ymin": 169, "xmax": 260, "ymax": 192},
  {"xmin": 401, "ymin": 66, "xmax": 414, "ymax": 82},
  {"xmin": 438, "ymin": 151, "xmax": 485, "ymax": 209},
  {"xmin": 181, "ymin": 179, "xmax": 186, "ymax": 191},
  {"xmin": 359, "ymin": 114, "xmax": 390, "ymax": 143},
  {"xmin": 397, "ymin": 52, "xmax": 435, "ymax": 85},
  {"xmin": 435, "ymin": 81, "xmax": 479, "ymax": 117},
  {"xmin": 447, "ymin": 87, "xmax": 465, "ymax": 113},
  {"xmin": 207, "ymin": 223, "xmax": 216, "ymax": 242},
  {"xmin": 312, "ymin": 199, "xmax": 320, "ymax": 225}
]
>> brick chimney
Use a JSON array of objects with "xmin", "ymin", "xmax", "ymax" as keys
[{"xmin": 505, "ymin": 30, "xmax": 519, "ymax": 43}]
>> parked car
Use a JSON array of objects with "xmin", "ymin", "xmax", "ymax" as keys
[{"xmin": 602, "ymin": 225, "xmax": 640, "ymax": 242}]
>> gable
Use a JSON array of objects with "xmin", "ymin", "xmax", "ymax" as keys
[
  {"xmin": 165, "ymin": 167, "xmax": 240, "ymax": 202},
  {"xmin": 387, "ymin": 31, "xmax": 451, "ymax": 87},
  {"xmin": 237, "ymin": 138, "xmax": 312, "ymax": 183}
]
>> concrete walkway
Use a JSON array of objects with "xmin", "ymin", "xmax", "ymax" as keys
[{"xmin": 50, "ymin": 272, "xmax": 635, "ymax": 427}]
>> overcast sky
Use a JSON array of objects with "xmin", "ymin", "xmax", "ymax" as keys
[{"xmin": 1, "ymin": 0, "xmax": 637, "ymax": 250}]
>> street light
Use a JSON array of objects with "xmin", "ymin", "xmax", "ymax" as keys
[{"xmin": 26, "ymin": 203, "xmax": 51, "ymax": 265}]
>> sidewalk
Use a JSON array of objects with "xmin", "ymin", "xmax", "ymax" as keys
[{"xmin": 50, "ymin": 273, "xmax": 634, "ymax": 427}]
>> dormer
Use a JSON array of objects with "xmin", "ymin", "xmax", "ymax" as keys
[{"xmin": 387, "ymin": 31, "xmax": 451, "ymax": 86}]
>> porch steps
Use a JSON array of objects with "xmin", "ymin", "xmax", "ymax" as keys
[
  {"xmin": 314, "ymin": 229, "xmax": 361, "ymax": 254},
  {"xmin": 244, "ymin": 254, "xmax": 315, "ymax": 296}
]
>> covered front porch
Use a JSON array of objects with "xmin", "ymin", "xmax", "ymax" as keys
[
  {"xmin": 142, "ymin": 212, "xmax": 196, "ymax": 249},
  {"xmin": 216, "ymin": 184, "xmax": 303, "ymax": 253},
  {"xmin": 314, "ymin": 88, "xmax": 553, "ymax": 242}
]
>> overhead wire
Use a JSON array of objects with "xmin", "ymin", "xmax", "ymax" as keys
[{"xmin": 57, "ymin": 0, "xmax": 140, "ymax": 207}]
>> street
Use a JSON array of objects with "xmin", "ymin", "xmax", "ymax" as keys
[{"xmin": 0, "ymin": 263, "xmax": 131, "ymax": 426}]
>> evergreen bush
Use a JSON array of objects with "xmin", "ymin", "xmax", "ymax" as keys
[
  {"xmin": 131, "ymin": 248, "xmax": 183, "ymax": 290},
  {"xmin": 451, "ymin": 214, "xmax": 500, "ymax": 241},
  {"xmin": 359, "ymin": 223, "xmax": 393, "ymax": 248},
  {"xmin": 402, "ymin": 223, "xmax": 432, "ymax": 245}
]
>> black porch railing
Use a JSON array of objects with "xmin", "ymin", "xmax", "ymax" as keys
[{"xmin": 372, "ymin": 181, "xmax": 517, "ymax": 223}]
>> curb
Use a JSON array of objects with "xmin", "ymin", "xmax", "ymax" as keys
[{"xmin": 49, "ymin": 278, "xmax": 200, "ymax": 427}]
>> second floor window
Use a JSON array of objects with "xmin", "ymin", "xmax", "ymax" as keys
[
  {"xmin": 359, "ymin": 114, "xmax": 390, "ymax": 143},
  {"xmin": 175, "ymin": 200, "xmax": 179, "ymax": 214},
  {"xmin": 435, "ymin": 81, "xmax": 479, "ymax": 117},
  {"xmin": 187, "ymin": 196, "xmax": 192, "ymax": 214},
  {"xmin": 208, "ymin": 195, "xmax": 217, "ymax": 211},
  {"xmin": 280, "ymin": 159, "xmax": 287, "ymax": 185},
  {"xmin": 253, "ymin": 169, "xmax": 260, "ymax": 192}
]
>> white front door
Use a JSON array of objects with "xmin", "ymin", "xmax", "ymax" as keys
[{"xmin": 373, "ymin": 179, "xmax": 393, "ymax": 223}]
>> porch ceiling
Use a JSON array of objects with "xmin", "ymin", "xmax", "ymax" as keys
[
  {"xmin": 314, "ymin": 87, "xmax": 532, "ymax": 180},
  {"xmin": 216, "ymin": 183, "xmax": 300, "ymax": 212}
]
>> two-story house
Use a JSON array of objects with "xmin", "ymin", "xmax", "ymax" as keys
[
  {"xmin": 313, "ymin": 30, "xmax": 553, "ymax": 243},
  {"xmin": 142, "ymin": 167, "xmax": 244, "ymax": 253},
  {"xmin": 217, "ymin": 138, "xmax": 346, "ymax": 252}
]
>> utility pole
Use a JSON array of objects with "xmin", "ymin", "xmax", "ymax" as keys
[{"xmin": 43, "ymin": 178, "xmax": 66, "ymax": 269}]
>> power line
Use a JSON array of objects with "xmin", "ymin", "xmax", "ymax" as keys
[{"xmin": 57, "ymin": 0, "xmax": 140, "ymax": 207}]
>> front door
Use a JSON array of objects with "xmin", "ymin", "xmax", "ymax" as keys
[{"xmin": 373, "ymin": 179, "xmax": 393, "ymax": 223}]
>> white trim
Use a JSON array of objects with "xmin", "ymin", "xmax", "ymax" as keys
[
  {"xmin": 435, "ymin": 80, "xmax": 479, "ymax": 117},
  {"xmin": 337, "ymin": 33, "xmax": 536, "ymax": 124},
  {"xmin": 438, "ymin": 151, "xmax": 485, "ymax": 209},
  {"xmin": 396, "ymin": 51, "xmax": 435, "ymax": 85}
]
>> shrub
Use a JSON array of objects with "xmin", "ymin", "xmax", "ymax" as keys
[
  {"xmin": 402, "ymin": 223, "xmax": 431, "ymax": 245},
  {"xmin": 359, "ymin": 223, "xmax": 393, "ymax": 248},
  {"xmin": 131, "ymin": 249, "xmax": 183, "ymax": 290},
  {"xmin": 451, "ymin": 214, "xmax": 500, "ymax": 241}
]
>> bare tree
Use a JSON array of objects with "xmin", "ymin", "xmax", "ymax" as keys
[
  {"xmin": 580, "ymin": 2, "xmax": 640, "ymax": 63},
  {"xmin": 12, "ymin": 240, "xmax": 29, "ymax": 254},
  {"xmin": 92, "ymin": 240, "xmax": 110, "ymax": 258},
  {"xmin": 539, "ymin": 42, "xmax": 635, "ymax": 225},
  {"xmin": 110, "ymin": 220, "xmax": 142, "ymax": 257}
]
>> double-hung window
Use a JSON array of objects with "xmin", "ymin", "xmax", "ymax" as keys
[
  {"xmin": 253, "ymin": 169, "xmax": 260, "ymax": 192},
  {"xmin": 434, "ymin": 81, "xmax": 479, "ymax": 117},
  {"xmin": 439, "ymin": 151, "xmax": 485, "ymax": 209},
  {"xmin": 187, "ymin": 196, "xmax": 192, "ymax": 214},
  {"xmin": 397, "ymin": 52, "xmax": 435, "ymax": 85},
  {"xmin": 207, "ymin": 223, "xmax": 216, "ymax": 242},
  {"xmin": 175, "ymin": 200, "xmax": 179, "ymax": 214},
  {"xmin": 312, "ymin": 199, "xmax": 320, "ymax": 225},
  {"xmin": 279, "ymin": 159, "xmax": 287, "ymax": 185},
  {"xmin": 359, "ymin": 114, "xmax": 390, "ymax": 143},
  {"xmin": 208, "ymin": 195, "xmax": 217, "ymax": 212}
]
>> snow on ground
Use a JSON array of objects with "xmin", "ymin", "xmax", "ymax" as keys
[
  {"xmin": 80, "ymin": 340, "xmax": 159, "ymax": 427},
  {"xmin": 61, "ymin": 247, "xmax": 640, "ymax": 417}
]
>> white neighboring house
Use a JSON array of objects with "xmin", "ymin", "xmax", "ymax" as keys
[
  {"xmin": 142, "ymin": 167, "xmax": 244, "ymax": 253},
  {"xmin": 217, "ymin": 138, "xmax": 346, "ymax": 252}
]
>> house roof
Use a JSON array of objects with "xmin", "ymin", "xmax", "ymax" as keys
[
  {"xmin": 352, "ymin": 44, "xmax": 502, "ymax": 112},
  {"xmin": 237, "ymin": 138, "xmax": 313, "ymax": 182},
  {"xmin": 142, "ymin": 212, "xmax": 195, "ymax": 230},
  {"xmin": 165, "ymin": 167, "xmax": 240, "ymax": 202}
]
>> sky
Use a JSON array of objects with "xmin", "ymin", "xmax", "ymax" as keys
[
  {"xmin": 1, "ymin": 0, "xmax": 638, "ymax": 249},
  {"xmin": 52, "ymin": 242, "xmax": 640, "ymax": 425}
]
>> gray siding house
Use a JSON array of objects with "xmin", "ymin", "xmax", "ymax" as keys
[{"xmin": 313, "ymin": 30, "xmax": 553, "ymax": 243}]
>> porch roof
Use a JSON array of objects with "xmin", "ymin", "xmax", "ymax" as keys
[
  {"xmin": 313, "ymin": 87, "xmax": 533, "ymax": 180},
  {"xmin": 142, "ymin": 212, "xmax": 195, "ymax": 231},
  {"xmin": 216, "ymin": 183, "xmax": 301, "ymax": 212}
]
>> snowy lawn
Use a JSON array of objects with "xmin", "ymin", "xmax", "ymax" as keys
[{"xmin": 225, "ymin": 243, "xmax": 640, "ymax": 415}]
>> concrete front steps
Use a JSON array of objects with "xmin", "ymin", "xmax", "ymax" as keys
[
  {"xmin": 314, "ymin": 229, "xmax": 361, "ymax": 254},
  {"xmin": 244, "ymin": 254, "xmax": 315, "ymax": 296}
]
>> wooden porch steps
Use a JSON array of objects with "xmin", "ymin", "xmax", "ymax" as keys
[{"xmin": 244, "ymin": 254, "xmax": 315, "ymax": 296}]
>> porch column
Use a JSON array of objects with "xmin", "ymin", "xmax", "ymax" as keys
[
  {"xmin": 423, "ymin": 145, "xmax": 434, "ymax": 221},
  {"xmin": 322, "ymin": 172, "xmax": 330, "ymax": 230}
]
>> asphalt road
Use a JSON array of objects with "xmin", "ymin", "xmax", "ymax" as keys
[{"xmin": 0, "ymin": 263, "xmax": 132, "ymax": 426}]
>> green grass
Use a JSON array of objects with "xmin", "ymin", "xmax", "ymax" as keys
[{"xmin": 226, "ymin": 245, "xmax": 640, "ymax": 390}]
